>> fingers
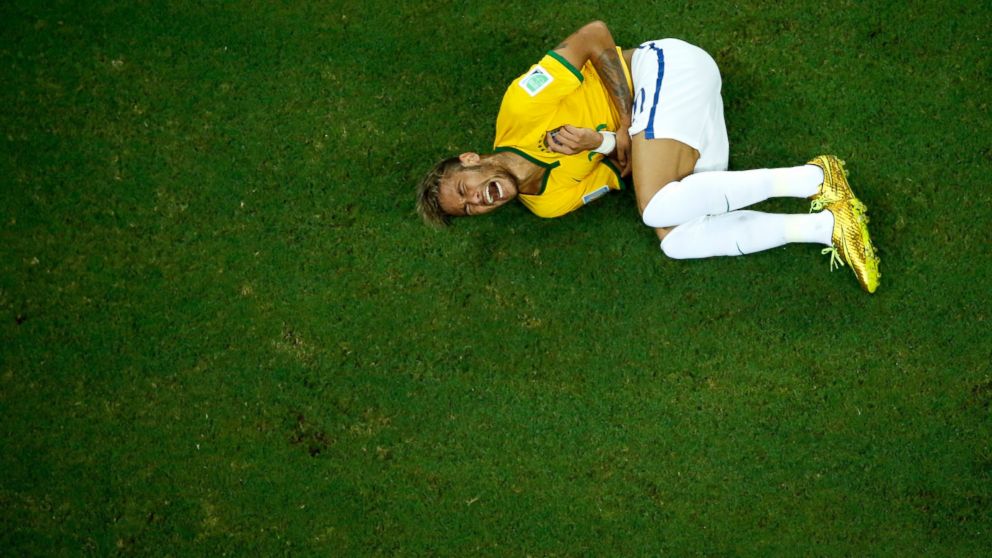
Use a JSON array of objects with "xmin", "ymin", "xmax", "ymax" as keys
[
  {"xmin": 547, "ymin": 125, "xmax": 628, "ymax": 157},
  {"xmin": 611, "ymin": 153, "xmax": 632, "ymax": 177},
  {"xmin": 559, "ymin": 124, "xmax": 584, "ymax": 138},
  {"xmin": 615, "ymin": 130, "xmax": 632, "ymax": 176},
  {"xmin": 619, "ymin": 147, "xmax": 631, "ymax": 175},
  {"xmin": 545, "ymin": 128, "xmax": 583, "ymax": 155},
  {"xmin": 547, "ymin": 125, "xmax": 601, "ymax": 154},
  {"xmin": 556, "ymin": 126, "xmax": 586, "ymax": 149},
  {"xmin": 545, "ymin": 130, "xmax": 577, "ymax": 154}
]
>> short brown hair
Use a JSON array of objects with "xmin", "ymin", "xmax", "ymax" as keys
[{"xmin": 416, "ymin": 156, "xmax": 463, "ymax": 227}]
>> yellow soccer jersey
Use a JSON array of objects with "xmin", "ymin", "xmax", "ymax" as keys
[{"xmin": 493, "ymin": 48, "xmax": 633, "ymax": 218}]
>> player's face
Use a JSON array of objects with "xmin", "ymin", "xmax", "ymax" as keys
[{"xmin": 437, "ymin": 161, "xmax": 518, "ymax": 217}]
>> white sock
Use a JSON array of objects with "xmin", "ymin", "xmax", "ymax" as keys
[
  {"xmin": 660, "ymin": 210, "xmax": 834, "ymax": 259},
  {"xmin": 643, "ymin": 165, "xmax": 824, "ymax": 228}
]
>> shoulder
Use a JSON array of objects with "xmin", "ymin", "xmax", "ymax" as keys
[{"xmin": 502, "ymin": 53, "xmax": 585, "ymax": 109}]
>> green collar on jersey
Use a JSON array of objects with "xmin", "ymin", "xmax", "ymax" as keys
[{"xmin": 492, "ymin": 146, "xmax": 560, "ymax": 196}]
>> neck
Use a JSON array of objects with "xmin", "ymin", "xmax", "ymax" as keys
[{"xmin": 490, "ymin": 151, "xmax": 545, "ymax": 195}]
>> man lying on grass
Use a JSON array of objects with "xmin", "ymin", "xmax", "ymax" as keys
[{"xmin": 416, "ymin": 21, "xmax": 880, "ymax": 292}]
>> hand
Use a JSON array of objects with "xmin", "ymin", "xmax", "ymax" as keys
[
  {"xmin": 545, "ymin": 125, "xmax": 602, "ymax": 155},
  {"xmin": 614, "ymin": 126, "xmax": 631, "ymax": 177}
]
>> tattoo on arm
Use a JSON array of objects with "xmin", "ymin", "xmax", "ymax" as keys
[{"xmin": 594, "ymin": 49, "xmax": 632, "ymax": 123}]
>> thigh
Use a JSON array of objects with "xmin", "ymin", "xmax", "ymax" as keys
[
  {"xmin": 632, "ymin": 134, "xmax": 699, "ymax": 213},
  {"xmin": 632, "ymin": 134, "xmax": 699, "ymax": 241}
]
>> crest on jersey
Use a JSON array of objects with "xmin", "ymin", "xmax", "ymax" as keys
[{"xmin": 519, "ymin": 65, "xmax": 554, "ymax": 96}]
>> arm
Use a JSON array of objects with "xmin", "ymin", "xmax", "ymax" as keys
[
  {"xmin": 551, "ymin": 21, "xmax": 632, "ymax": 174},
  {"xmin": 545, "ymin": 125, "xmax": 615, "ymax": 155}
]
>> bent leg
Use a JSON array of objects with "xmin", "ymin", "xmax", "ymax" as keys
[
  {"xmin": 642, "ymin": 165, "xmax": 825, "ymax": 228},
  {"xmin": 631, "ymin": 134, "xmax": 699, "ymax": 241},
  {"xmin": 660, "ymin": 210, "xmax": 834, "ymax": 259}
]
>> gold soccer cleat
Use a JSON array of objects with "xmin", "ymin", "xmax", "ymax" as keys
[
  {"xmin": 822, "ymin": 197, "xmax": 881, "ymax": 293},
  {"xmin": 808, "ymin": 155, "xmax": 854, "ymax": 212}
]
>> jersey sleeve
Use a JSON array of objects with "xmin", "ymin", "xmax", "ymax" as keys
[{"xmin": 502, "ymin": 51, "xmax": 585, "ymax": 114}]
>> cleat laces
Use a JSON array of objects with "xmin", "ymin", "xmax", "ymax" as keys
[{"xmin": 822, "ymin": 246, "xmax": 845, "ymax": 271}]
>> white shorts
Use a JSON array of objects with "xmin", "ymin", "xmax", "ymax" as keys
[{"xmin": 629, "ymin": 38, "xmax": 729, "ymax": 173}]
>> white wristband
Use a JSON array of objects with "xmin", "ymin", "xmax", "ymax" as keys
[{"xmin": 593, "ymin": 131, "xmax": 616, "ymax": 155}]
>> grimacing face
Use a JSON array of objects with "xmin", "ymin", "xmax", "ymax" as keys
[{"xmin": 437, "ymin": 154, "xmax": 519, "ymax": 217}]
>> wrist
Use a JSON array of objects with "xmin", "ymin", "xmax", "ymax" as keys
[{"xmin": 593, "ymin": 131, "xmax": 616, "ymax": 154}]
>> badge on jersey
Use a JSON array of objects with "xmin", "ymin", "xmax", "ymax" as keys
[
  {"xmin": 519, "ymin": 65, "xmax": 554, "ymax": 97},
  {"xmin": 582, "ymin": 186, "xmax": 610, "ymax": 205}
]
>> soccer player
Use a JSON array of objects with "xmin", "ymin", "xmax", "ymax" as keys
[{"xmin": 417, "ymin": 21, "xmax": 880, "ymax": 292}]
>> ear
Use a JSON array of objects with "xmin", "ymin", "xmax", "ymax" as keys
[{"xmin": 458, "ymin": 152, "xmax": 481, "ymax": 166}]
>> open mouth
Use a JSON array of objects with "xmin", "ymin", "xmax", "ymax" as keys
[{"xmin": 484, "ymin": 180, "xmax": 503, "ymax": 205}]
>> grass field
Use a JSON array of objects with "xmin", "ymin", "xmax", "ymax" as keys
[{"xmin": 2, "ymin": 1, "xmax": 990, "ymax": 555}]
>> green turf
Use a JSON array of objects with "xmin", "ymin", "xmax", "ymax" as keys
[{"xmin": 2, "ymin": 0, "xmax": 990, "ymax": 555}]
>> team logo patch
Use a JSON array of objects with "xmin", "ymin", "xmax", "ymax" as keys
[
  {"xmin": 582, "ymin": 186, "xmax": 610, "ymax": 205},
  {"xmin": 519, "ymin": 65, "xmax": 554, "ymax": 96}
]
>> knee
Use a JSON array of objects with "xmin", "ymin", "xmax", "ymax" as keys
[
  {"xmin": 661, "ymin": 227, "xmax": 692, "ymax": 260},
  {"xmin": 641, "ymin": 180, "xmax": 682, "ymax": 228},
  {"xmin": 659, "ymin": 232, "xmax": 685, "ymax": 260}
]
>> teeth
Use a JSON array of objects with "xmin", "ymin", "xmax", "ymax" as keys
[
  {"xmin": 496, "ymin": 182, "xmax": 503, "ymax": 200},
  {"xmin": 485, "ymin": 185, "xmax": 493, "ymax": 204}
]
